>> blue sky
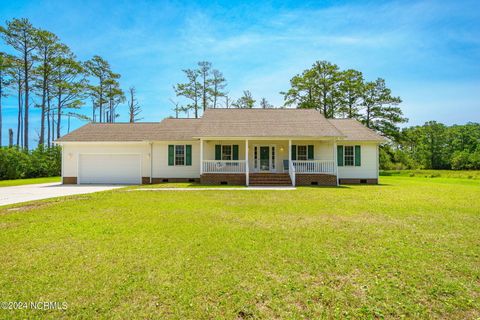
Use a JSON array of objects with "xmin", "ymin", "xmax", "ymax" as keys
[{"xmin": 1, "ymin": 0, "xmax": 479, "ymax": 145}]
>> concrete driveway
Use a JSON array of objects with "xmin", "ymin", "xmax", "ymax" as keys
[{"xmin": 0, "ymin": 183, "xmax": 125, "ymax": 206}]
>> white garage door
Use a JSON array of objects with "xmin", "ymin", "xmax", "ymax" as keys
[{"xmin": 78, "ymin": 154, "xmax": 142, "ymax": 184}]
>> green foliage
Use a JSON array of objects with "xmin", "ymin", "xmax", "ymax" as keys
[
  {"xmin": 233, "ymin": 90, "xmax": 255, "ymax": 108},
  {"xmin": 0, "ymin": 146, "xmax": 60, "ymax": 180},
  {"xmin": 175, "ymin": 61, "xmax": 228, "ymax": 118},
  {"xmin": 283, "ymin": 60, "xmax": 407, "ymax": 140},
  {"xmin": 380, "ymin": 122, "xmax": 480, "ymax": 170}
]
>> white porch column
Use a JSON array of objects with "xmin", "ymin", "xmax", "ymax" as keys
[
  {"xmin": 288, "ymin": 139, "xmax": 292, "ymax": 163},
  {"xmin": 333, "ymin": 138, "xmax": 339, "ymax": 186},
  {"xmin": 199, "ymin": 139, "xmax": 203, "ymax": 175},
  {"xmin": 245, "ymin": 139, "xmax": 249, "ymax": 186}
]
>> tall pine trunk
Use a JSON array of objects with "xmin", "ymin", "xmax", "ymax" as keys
[
  {"xmin": 99, "ymin": 77, "xmax": 103, "ymax": 123},
  {"xmin": 23, "ymin": 45, "xmax": 29, "ymax": 150},
  {"xmin": 57, "ymin": 90, "xmax": 61, "ymax": 139},
  {"xmin": 51, "ymin": 104, "xmax": 55, "ymax": 141},
  {"xmin": 47, "ymin": 87, "xmax": 51, "ymax": 148},
  {"xmin": 39, "ymin": 51, "xmax": 47, "ymax": 146},
  {"xmin": 16, "ymin": 85, "xmax": 22, "ymax": 147},
  {"xmin": 0, "ymin": 76, "xmax": 2, "ymax": 147}
]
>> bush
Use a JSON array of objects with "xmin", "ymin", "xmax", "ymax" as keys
[
  {"xmin": 451, "ymin": 150, "xmax": 480, "ymax": 170},
  {"xmin": 0, "ymin": 146, "xmax": 61, "ymax": 180}
]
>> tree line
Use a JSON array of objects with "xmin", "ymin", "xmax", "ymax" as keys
[
  {"xmin": 382, "ymin": 122, "xmax": 480, "ymax": 170},
  {"xmin": 0, "ymin": 18, "xmax": 142, "ymax": 150}
]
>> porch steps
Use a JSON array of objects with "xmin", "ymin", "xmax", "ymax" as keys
[{"xmin": 249, "ymin": 173, "xmax": 292, "ymax": 186}]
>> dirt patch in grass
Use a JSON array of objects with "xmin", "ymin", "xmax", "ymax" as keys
[
  {"xmin": 0, "ymin": 196, "xmax": 91, "ymax": 215},
  {"xmin": 2, "ymin": 202, "xmax": 52, "ymax": 214}
]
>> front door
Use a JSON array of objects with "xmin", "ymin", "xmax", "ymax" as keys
[{"xmin": 260, "ymin": 146, "xmax": 270, "ymax": 171}]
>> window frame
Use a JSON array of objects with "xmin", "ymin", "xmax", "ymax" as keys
[
  {"xmin": 297, "ymin": 145, "xmax": 308, "ymax": 161},
  {"xmin": 221, "ymin": 145, "xmax": 233, "ymax": 161},
  {"xmin": 174, "ymin": 144, "xmax": 186, "ymax": 166},
  {"xmin": 344, "ymin": 145, "xmax": 355, "ymax": 166}
]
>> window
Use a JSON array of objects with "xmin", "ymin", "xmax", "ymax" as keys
[
  {"xmin": 254, "ymin": 146, "xmax": 258, "ymax": 169},
  {"xmin": 297, "ymin": 145, "xmax": 307, "ymax": 160},
  {"xmin": 175, "ymin": 145, "xmax": 185, "ymax": 165},
  {"xmin": 344, "ymin": 146, "xmax": 354, "ymax": 166},
  {"xmin": 222, "ymin": 145, "xmax": 232, "ymax": 160}
]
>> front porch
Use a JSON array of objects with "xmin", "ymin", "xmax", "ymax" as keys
[{"xmin": 199, "ymin": 139, "xmax": 338, "ymax": 186}]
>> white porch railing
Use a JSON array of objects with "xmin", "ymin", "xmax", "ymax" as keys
[
  {"xmin": 202, "ymin": 160, "xmax": 246, "ymax": 173},
  {"xmin": 293, "ymin": 160, "xmax": 335, "ymax": 174}
]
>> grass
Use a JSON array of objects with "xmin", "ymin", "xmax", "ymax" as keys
[
  {"xmin": 0, "ymin": 175, "xmax": 479, "ymax": 319},
  {"xmin": 132, "ymin": 182, "xmax": 246, "ymax": 189},
  {"xmin": 0, "ymin": 176, "xmax": 60, "ymax": 187},
  {"xmin": 381, "ymin": 169, "xmax": 480, "ymax": 180}
]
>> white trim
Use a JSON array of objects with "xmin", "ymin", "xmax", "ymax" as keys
[
  {"xmin": 193, "ymin": 136, "xmax": 346, "ymax": 141},
  {"xmin": 253, "ymin": 144, "xmax": 276, "ymax": 173},
  {"xmin": 343, "ymin": 145, "xmax": 355, "ymax": 166},
  {"xmin": 199, "ymin": 139, "xmax": 203, "ymax": 175},
  {"xmin": 333, "ymin": 138, "xmax": 339, "ymax": 186},
  {"xmin": 245, "ymin": 140, "xmax": 249, "ymax": 186},
  {"xmin": 149, "ymin": 142, "xmax": 153, "ymax": 184},
  {"xmin": 61, "ymin": 146, "xmax": 64, "ymax": 183}
]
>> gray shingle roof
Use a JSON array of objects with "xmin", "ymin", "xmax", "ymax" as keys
[
  {"xmin": 56, "ymin": 118, "xmax": 200, "ymax": 142},
  {"xmin": 328, "ymin": 119, "xmax": 386, "ymax": 141},
  {"xmin": 195, "ymin": 109, "xmax": 344, "ymax": 137},
  {"xmin": 56, "ymin": 109, "xmax": 385, "ymax": 142}
]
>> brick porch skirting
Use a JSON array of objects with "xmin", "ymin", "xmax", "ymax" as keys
[
  {"xmin": 295, "ymin": 174, "xmax": 337, "ymax": 186},
  {"xmin": 142, "ymin": 177, "xmax": 200, "ymax": 184},
  {"xmin": 339, "ymin": 178, "xmax": 378, "ymax": 184},
  {"xmin": 200, "ymin": 173, "xmax": 246, "ymax": 185},
  {"xmin": 63, "ymin": 177, "xmax": 77, "ymax": 184}
]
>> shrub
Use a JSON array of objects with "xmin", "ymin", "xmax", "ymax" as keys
[{"xmin": 0, "ymin": 146, "xmax": 61, "ymax": 180}]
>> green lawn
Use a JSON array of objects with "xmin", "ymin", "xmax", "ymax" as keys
[
  {"xmin": 0, "ymin": 175, "xmax": 479, "ymax": 319},
  {"xmin": 0, "ymin": 176, "xmax": 60, "ymax": 187},
  {"xmin": 381, "ymin": 169, "xmax": 480, "ymax": 180}
]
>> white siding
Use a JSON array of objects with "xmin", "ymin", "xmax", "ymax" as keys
[
  {"xmin": 152, "ymin": 141, "xmax": 200, "ymax": 178},
  {"xmin": 337, "ymin": 142, "xmax": 379, "ymax": 179}
]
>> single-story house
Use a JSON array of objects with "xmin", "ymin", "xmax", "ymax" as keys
[{"xmin": 55, "ymin": 109, "xmax": 385, "ymax": 186}]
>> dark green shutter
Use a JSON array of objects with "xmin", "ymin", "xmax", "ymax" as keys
[
  {"xmin": 168, "ymin": 145, "xmax": 174, "ymax": 166},
  {"xmin": 215, "ymin": 145, "xmax": 221, "ymax": 160},
  {"xmin": 291, "ymin": 145, "xmax": 296, "ymax": 160},
  {"xmin": 337, "ymin": 145, "xmax": 344, "ymax": 166},
  {"xmin": 232, "ymin": 145, "xmax": 239, "ymax": 160},
  {"xmin": 186, "ymin": 145, "xmax": 192, "ymax": 166},
  {"xmin": 355, "ymin": 145, "xmax": 361, "ymax": 166},
  {"xmin": 307, "ymin": 145, "xmax": 314, "ymax": 160}
]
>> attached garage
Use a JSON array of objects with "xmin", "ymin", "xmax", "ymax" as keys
[{"xmin": 78, "ymin": 154, "xmax": 142, "ymax": 184}]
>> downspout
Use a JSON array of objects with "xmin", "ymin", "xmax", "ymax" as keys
[{"xmin": 150, "ymin": 142, "xmax": 153, "ymax": 184}]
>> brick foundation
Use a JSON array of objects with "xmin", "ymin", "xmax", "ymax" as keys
[
  {"xmin": 200, "ymin": 174, "xmax": 246, "ymax": 185},
  {"xmin": 339, "ymin": 178, "xmax": 378, "ymax": 185},
  {"xmin": 63, "ymin": 177, "xmax": 77, "ymax": 184},
  {"xmin": 295, "ymin": 174, "xmax": 337, "ymax": 186},
  {"xmin": 151, "ymin": 177, "xmax": 200, "ymax": 184}
]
